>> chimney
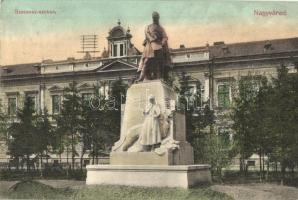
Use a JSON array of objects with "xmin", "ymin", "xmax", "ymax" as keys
[
  {"xmin": 2, "ymin": 67, "xmax": 12, "ymax": 73},
  {"xmin": 67, "ymin": 57, "xmax": 75, "ymax": 61},
  {"xmin": 222, "ymin": 44, "xmax": 229, "ymax": 54},
  {"xmin": 264, "ymin": 40, "xmax": 273, "ymax": 51},
  {"xmin": 83, "ymin": 52, "xmax": 92, "ymax": 60},
  {"xmin": 42, "ymin": 59, "xmax": 53, "ymax": 64},
  {"xmin": 33, "ymin": 64, "xmax": 41, "ymax": 72},
  {"xmin": 213, "ymin": 41, "xmax": 225, "ymax": 46}
]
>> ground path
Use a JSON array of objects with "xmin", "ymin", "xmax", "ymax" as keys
[
  {"xmin": 211, "ymin": 183, "xmax": 298, "ymax": 200},
  {"xmin": 36, "ymin": 179, "xmax": 85, "ymax": 189},
  {"xmin": 0, "ymin": 181, "xmax": 18, "ymax": 199},
  {"xmin": 1, "ymin": 180, "xmax": 298, "ymax": 199}
]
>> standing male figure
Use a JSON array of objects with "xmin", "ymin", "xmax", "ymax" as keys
[{"xmin": 137, "ymin": 11, "xmax": 171, "ymax": 82}]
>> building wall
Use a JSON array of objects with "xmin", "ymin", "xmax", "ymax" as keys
[{"xmin": 1, "ymin": 37, "xmax": 298, "ymax": 165}]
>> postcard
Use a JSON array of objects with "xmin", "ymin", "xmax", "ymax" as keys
[{"xmin": 0, "ymin": 0, "xmax": 298, "ymax": 199}]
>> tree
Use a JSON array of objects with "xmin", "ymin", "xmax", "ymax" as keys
[
  {"xmin": 203, "ymin": 128, "xmax": 236, "ymax": 180},
  {"xmin": 249, "ymin": 76, "xmax": 275, "ymax": 180},
  {"xmin": 35, "ymin": 109, "xmax": 54, "ymax": 166},
  {"xmin": 56, "ymin": 82, "xmax": 82, "ymax": 169},
  {"xmin": 8, "ymin": 97, "xmax": 36, "ymax": 171},
  {"xmin": 80, "ymin": 85, "xmax": 106, "ymax": 166},
  {"xmin": 177, "ymin": 72, "xmax": 198, "ymax": 141},
  {"xmin": 80, "ymin": 78, "xmax": 128, "ymax": 165},
  {"xmin": 267, "ymin": 65, "xmax": 298, "ymax": 184},
  {"xmin": 231, "ymin": 75, "xmax": 259, "ymax": 173},
  {"xmin": 289, "ymin": 67, "xmax": 298, "ymax": 176},
  {"xmin": 176, "ymin": 72, "xmax": 234, "ymax": 179},
  {"xmin": 81, "ymin": 92, "xmax": 108, "ymax": 165},
  {"xmin": 106, "ymin": 78, "xmax": 128, "ymax": 147},
  {"xmin": 231, "ymin": 66, "xmax": 298, "ymax": 182},
  {"xmin": 0, "ymin": 101, "xmax": 8, "ymax": 140},
  {"xmin": 52, "ymin": 122, "xmax": 67, "ymax": 164}
]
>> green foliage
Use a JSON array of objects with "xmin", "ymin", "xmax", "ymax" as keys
[
  {"xmin": 73, "ymin": 185, "xmax": 232, "ymax": 200},
  {"xmin": 79, "ymin": 78, "xmax": 128, "ymax": 164},
  {"xmin": 107, "ymin": 77, "xmax": 128, "ymax": 144},
  {"xmin": 195, "ymin": 129, "xmax": 237, "ymax": 180},
  {"xmin": 56, "ymin": 82, "xmax": 82, "ymax": 169},
  {"xmin": 7, "ymin": 97, "xmax": 57, "ymax": 171},
  {"xmin": 35, "ymin": 109, "xmax": 55, "ymax": 163},
  {"xmin": 0, "ymin": 101, "xmax": 8, "ymax": 140},
  {"xmin": 80, "ymin": 87, "xmax": 108, "ymax": 164},
  {"xmin": 110, "ymin": 77, "xmax": 128, "ymax": 107},
  {"xmin": 8, "ymin": 97, "xmax": 37, "ymax": 170},
  {"xmin": 231, "ymin": 75, "xmax": 261, "ymax": 171},
  {"xmin": 0, "ymin": 169, "xmax": 41, "ymax": 180},
  {"xmin": 0, "ymin": 168, "xmax": 86, "ymax": 181},
  {"xmin": 176, "ymin": 72, "xmax": 235, "ymax": 177},
  {"xmin": 7, "ymin": 180, "xmax": 73, "ymax": 199},
  {"xmin": 177, "ymin": 72, "xmax": 215, "ymax": 139},
  {"xmin": 267, "ymin": 65, "xmax": 298, "ymax": 180},
  {"xmin": 231, "ymin": 65, "xmax": 298, "ymax": 182},
  {"xmin": 2, "ymin": 181, "xmax": 232, "ymax": 200}
]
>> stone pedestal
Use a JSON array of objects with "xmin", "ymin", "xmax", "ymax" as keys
[
  {"xmin": 110, "ymin": 142, "xmax": 193, "ymax": 165},
  {"xmin": 86, "ymin": 80, "xmax": 211, "ymax": 188},
  {"xmin": 86, "ymin": 165, "xmax": 211, "ymax": 188},
  {"xmin": 111, "ymin": 81, "xmax": 194, "ymax": 163}
]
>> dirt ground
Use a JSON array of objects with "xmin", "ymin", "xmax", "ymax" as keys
[
  {"xmin": 0, "ymin": 181, "xmax": 18, "ymax": 199},
  {"xmin": 1, "ymin": 180, "xmax": 298, "ymax": 200},
  {"xmin": 211, "ymin": 183, "xmax": 298, "ymax": 200},
  {"xmin": 36, "ymin": 179, "xmax": 85, "ymax": 189}
]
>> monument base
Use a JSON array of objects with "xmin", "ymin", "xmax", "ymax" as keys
[
  {"xmin": 110, "ymin": 142, "xmax": 194, "ymax": 165},
  {"xmin": 86, "ymin": 164, "xmax": 211, "ymax": 188}
]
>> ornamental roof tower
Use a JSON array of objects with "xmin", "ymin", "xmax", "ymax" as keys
[{"xmin": 107, "ymin": 20, "xmax": 140, "ymax": 58}]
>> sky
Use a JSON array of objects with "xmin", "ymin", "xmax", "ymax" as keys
[{"xmin": 1, "ymin": 0, "xmax": 298, "ymax": 65}]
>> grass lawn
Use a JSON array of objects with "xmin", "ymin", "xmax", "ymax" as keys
[{"xmin": 3, "ymin": 180, "xmax": 233, "ymax": 200}]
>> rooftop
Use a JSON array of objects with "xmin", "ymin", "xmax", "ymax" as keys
[{"xmin": 1, "ymin": 37, "xmax": 298, "ymax": 77}]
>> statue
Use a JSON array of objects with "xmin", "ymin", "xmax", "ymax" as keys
[
  {"xmin": 87, "ymin": 13, "xmax": 210, "ymax": 188},
  {"xmin": 112, "ymin": 94, "xmax": 174, "ymax": 153},
  {"xmin": 138, "ymin": 95, "xmax": 161, "ymax": 151},
  {"xmin": 136, "ymin": 11, "xmax": 171, "ymax": 82}
]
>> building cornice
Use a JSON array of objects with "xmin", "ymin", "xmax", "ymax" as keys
[{"xmin": 1, "ymin": 48, "xmax": 298, "ymax": 83}]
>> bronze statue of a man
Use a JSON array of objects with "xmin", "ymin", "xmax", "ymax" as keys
[{"xmin": 137, "ymin": 11, "xmax": 171, "ymax": 82}]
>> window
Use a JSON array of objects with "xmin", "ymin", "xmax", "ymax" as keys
[
  {"xmin": 188, "ymin": 86, "xmax": 196, "ymax": 95},
  {"xmin": 247, "ymin": 160, "xmax": 255, "ymax": 166},
  {"xmin": 0, "ymin": 99, "xmax": 3, "ymax": 112},
  {"xmin": 52, "ymin": 95, "xmax": 61, "ymax": 114},
  {"xmin": 27, "ymin": 96, "xmax": 36, "ymax": 111},
  {"xmin": 218, "ymin": 128, "xmax": 231, "ymax": 144},
  {"xmin": 124, "ymin": 43, "xmax": 127, "ymax": 55},
  {"xmin": 218, "ymin": 84, "xmax": 230, "ymax": 108},
  {"xmin": 110, "ymin": 44, "xmax": 112, "ymax": 56},
  {"xmin": 83, "ymin": 159, "xmax": 90, "ymax": 166},
  {"xmin": 83, "ymin": 135, "xmax": 92, "ymax": 151},
  {"xmin": 8, "ymin": 97, "xmax": 17, "ymax": 116},
  {"xmin": 240, "ymin": 77, "xmax": 261, "ymax": 101},
  {"xmin": 53, "ymin": 160, "xmax": 60, "ymax": 167},
  {"xmin": 82, "ymin": 93, "xmax": 93, "ymax": 104},
  {"xmin": 113, "ymin": 44, "xmax": 117, "ymax": 57},
  {"xmin": 120, "ymin": 44, "xmax": 124, "ymax": 56},
  {"xmin": 98, "ymin": 83, "xmax": 110, "ymax": 99}
]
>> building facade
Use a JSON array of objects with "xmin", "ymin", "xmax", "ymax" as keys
[{"xmin": 1, "ymin": 22, "xmax": 298, "ymax": 167}]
